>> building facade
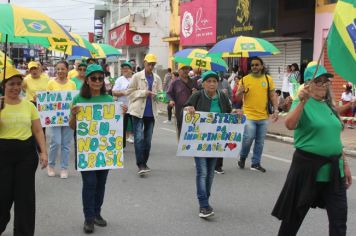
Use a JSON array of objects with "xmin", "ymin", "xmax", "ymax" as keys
[{"xmin": 95, "ymin": 0, "xmax": 170, "ymax": 77}]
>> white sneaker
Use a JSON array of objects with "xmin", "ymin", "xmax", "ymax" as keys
[
  {"xmin": 126, "ymin": 136, "xmax": 134, "ymax": 143},
  {"xmin": 163, "ymin": 120, "xmax": 173, "ymax": 124},
  {"xmin": 47, "ymin": 167, "xmax": 55, "ymax": 177},
  {"xmin": 60, "ymin": 170, "xmax": 68, "ymax": 179}
]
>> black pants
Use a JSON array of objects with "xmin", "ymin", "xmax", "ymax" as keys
[
  {"xmin": 215, "ymin": 158, "xmax": 223, "ymax": 170},
  {"xmin": 167, "ymin": 105, "xmax": 173, "ymax": 121},
  {"xmin": 123, "ymin": 113, "xmax": 132, "ymax": 148},
  {"xmin": 278, "ymin": 178, "xmax": 347, "ymax": 236},
  {"xmin": 175, "ymin": 108, "xmax": 183, "ymax": 138},
  {"xmin": 0, "ymin": 138, "xmax": 38, "ymax": 236}
]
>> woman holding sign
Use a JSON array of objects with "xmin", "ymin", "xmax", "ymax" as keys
[
  {"xmin": 46, "ymin": 61, "xmax": 76, "ymax": 179},
  {"xmin": 69, "ymin": 64, "xmax": 127, "ymax": 234},
  {"xmin": 0, "ymin": 67, "xmax": 47, "ymax": 236},
  {"xmin": 184, "ymin": 70, "xmax": 238, "ymax": 218},
  {"xmin": 272, "ymin": 62, "xmax": 352, "ymax": 236}
]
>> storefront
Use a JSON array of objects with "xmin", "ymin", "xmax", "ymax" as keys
[{"xmin": 109, "ymin": 23, "xmax": 149, "ymax": 75}]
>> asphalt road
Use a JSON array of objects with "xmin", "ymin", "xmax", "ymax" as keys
[{"xmin": 3, "ymin": 116, "xmax": 356, "ymax": 236}]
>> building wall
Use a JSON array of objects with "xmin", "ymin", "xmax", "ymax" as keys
[
  {"xmin": 108, "ymin": 0, "xmax": 170, "ymax": 70},
  {"xmin": 314, "ymin": 0, "xmax": 347, "ymax": 102}
]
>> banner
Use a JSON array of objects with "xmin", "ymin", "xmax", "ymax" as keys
[
  {"xmin": 36, "ymin": 90, "xmax": 79, "ymax": 127},
  {"xmin": 217, "ymin": 0, "xmax": 277, "ymax": 40},
  {"xmin": 180, "ymin": 0, "xmax": 217, "ymax": 46},
  {"xmin": 177, "ymin": 111, "xmax": 246, "ymax": 158},
  {"xmin": 76, "ymin": 102, "xmax": 124, "ymax": 171}
]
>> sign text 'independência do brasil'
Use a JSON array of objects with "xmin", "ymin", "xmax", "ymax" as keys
[
  {"xmin": 177, "ymin": 112, "xmax": 246, "ymax": 158},
  {"xmin": 76, "ymin": 102, "xmax": 124, "ymax": 171}
]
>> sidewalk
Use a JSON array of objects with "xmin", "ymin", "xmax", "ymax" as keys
[
  {"xmin": 158, "ymin": 103, "xmax": 356, "ymax": 157},
  {"xmin": 268, "ymin": 115, "xmax": 356, "ymax": 157}
]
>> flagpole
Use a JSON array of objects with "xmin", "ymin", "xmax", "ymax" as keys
[
  {"xmin": 311, "ymin": 36, "xmax": 328, "ymax": 81},
  {"xmin": 3, "ymin": 34, "xmax": 8, "ymax": 81}
]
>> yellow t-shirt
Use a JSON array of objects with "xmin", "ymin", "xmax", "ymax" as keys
[
  {"xmin": 0, "ymin": 99, "xmax": 40, "ymax": 140},
  {"xmin": 47, "ymin": 79, "xmax": 76, "ymax": 91},
  {"xmin": 23, "ymin": 74, "xmax": 50, "ymax": 101},
  {"xmin": 239, "ymin": 74, "xmax": 275, "ymax": 120},
  {"xmin": 67, "ymin": 69, "xmax": 78, "ymax": 80}
]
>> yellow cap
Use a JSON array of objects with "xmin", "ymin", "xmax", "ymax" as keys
[
  {"xmin": 28, "ymin": 61, "xmax": 39, "ymax": 69},
  {"xmin": 0, "ymin": 66, "xmax": 23, "ymax": 80},
  {"xmin": 144, "ymin": 53, "xmax": 157, "ymax": 63},
  {"xmin": 178, "ymin": 63, "xmax": 190, "ymax": 70}
]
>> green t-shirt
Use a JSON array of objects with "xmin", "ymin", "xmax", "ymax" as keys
[
  {"xmin": 210, "ymin": 95, "xmax": 222, "ymax": 113},
  {"xmin": 72, "ymin": 77, "xmax": 84, "ymax": 90},
  {"xmin": 291, "ymin": 98, "xmax": 344, "ymax": 181},
  {"xmin": 72, "ymin": 94, "xmax": 114, "ymax": 105}
]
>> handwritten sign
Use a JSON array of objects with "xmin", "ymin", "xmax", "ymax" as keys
[
  {"xmin": 36, "ymin": 91, "xmax": 79, "ymax": 127},
  {"xmin": 76, "ymin": 102, "xmax": 124, "ymax": 171},
  {"xmin": 177, "ymin": 111, "xmax": 246, "ymax": 158}
]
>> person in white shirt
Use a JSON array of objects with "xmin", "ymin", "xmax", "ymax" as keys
[
  {"xmin": 281, "ymin": 65, "xmax": 291, "ymax": 98},
  {"xmin": 112, "ymin": 61, "xmax": 134, "ymax": 146},
  {"xmin": 341, "ymin": 83, "xmax": 354, "ymax": 129}
]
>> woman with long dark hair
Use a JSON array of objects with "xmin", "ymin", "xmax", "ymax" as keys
[{"xmin": 69, "ymin": 64, "xmax": 127, "ymax": 234}]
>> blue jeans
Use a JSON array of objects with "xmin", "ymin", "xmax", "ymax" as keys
[
  {"xmin": 240, "ymin": 119, "xmax": 268, "ymax": 165},
  {"xmin": 47, "ymin": 126, "xmax": 73, "ymax": 170},
  {"xmin": 81, "ymin": 170, "xmax": 109, "ymax": 221},
  {"xmin": 194, "ymin": 157, "xmax": 217, "ymax": 208},
  {"xmin": 132, "ymin": 116, "xmax": 155, "ymax": 167}
]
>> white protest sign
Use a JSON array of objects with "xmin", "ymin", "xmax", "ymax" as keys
[
  {"xmin": 36, "ymin": 90, "xmax": 79, "ymax": 127},
  {"xmin": 177, "ymin": 111, "xmax": 246, "ymax": 158},
  {"xmin": 76, "ymin": 102, "xmax": 124, "ymax": 171}
]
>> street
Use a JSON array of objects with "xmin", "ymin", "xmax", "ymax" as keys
[{"xmin": 3, "ymin": 116, "xmax": 356, "ymax": 236}]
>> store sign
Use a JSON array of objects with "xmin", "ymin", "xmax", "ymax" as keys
[
  {"xmin": 132, "ymin": 34, "xmax": 143, "ymax": 45},
  {"xmin": 109, "ymin": 24, "xmax": 149, "ymax": 47},
  {"xmin": 217, "ymin": 0, "xmax": 277, "ymax": 41},
  {"xmin": 180, "ymin": 0, "xmax": 217, "ymax": 46}
]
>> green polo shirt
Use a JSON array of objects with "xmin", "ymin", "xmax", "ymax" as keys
[{"xmin": 291, "ymin": 98, "xmax": 344, "ymax": 181}]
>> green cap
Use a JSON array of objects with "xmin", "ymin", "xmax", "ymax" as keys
[
  {"xmin": 121, "ymin": 61, "xmax": 132, "ymax": 69},
  {"xmin": 304, "ymin": 61, "xmax": 333, "ymax": 82},
  {"xmin": 201, "ymin": 70, "xmax": 219, "ymax": 82},
  {"xmin": 78, "ymin": 62, "xmax": 87, "ymax": 68},
  {"xmin": 85, "ymin": 64, "xmax": 104, "ymax": 77}
]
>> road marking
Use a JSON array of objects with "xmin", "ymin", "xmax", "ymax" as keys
[
  {"xmin": 161, "ymin": 128, "xmax": 356, "ymax": 180},
  {"xmin": 161, "ymin": 128, "xmax": 176, "ymax": 133}
]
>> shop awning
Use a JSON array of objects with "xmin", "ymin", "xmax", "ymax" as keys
[{"xmin": 109, "ymin": 23, "xmax": 149, "ymax": 48}]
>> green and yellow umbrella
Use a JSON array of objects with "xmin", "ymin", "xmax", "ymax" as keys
[
  {"xmin": 0, "ymin": 51, "xmax": 13, "ymax": 69},
  {"xmin": 173, "ymin": 48, "xmax": 228, "ymax": 72},
  {"xmin": 91, "ymin": 43, "xmax": 121, "ymax": 59},
  {"xmin": 70, "ymin": 32, "xmax": 97, "ymax": 54},
  {"xmin": 209, "ymin": 36, "xmax": 280, "ymax": 57},
  {"xmin": 0, "ymin": 3, "xmax": 77, "ymax": 53}
]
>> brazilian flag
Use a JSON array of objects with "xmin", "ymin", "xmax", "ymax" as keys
[{"xmin": 327, "ymin": 0, "xmax": 356, "ymax": 83}]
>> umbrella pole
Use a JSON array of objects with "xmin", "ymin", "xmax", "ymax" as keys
[{"xmin": 3, "ymin": 34, "xmax": 8, "ymax": 81}]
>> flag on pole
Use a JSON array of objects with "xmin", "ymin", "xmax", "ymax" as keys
[{"xmin": 327, "ymin": 0, "xmax": 356, "ymax": 83}]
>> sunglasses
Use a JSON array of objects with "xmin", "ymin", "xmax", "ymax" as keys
[
  {"xmin": 313, "ymin": 77, "xmax": 331, "ymax": 87},
  {"xmin": 89, "ymin": 76, "xmax": 104, "ymax": 82}
]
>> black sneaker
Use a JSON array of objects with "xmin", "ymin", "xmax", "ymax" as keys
[
  {"xmin": 250, "ymin": 164, "xmax": 266, "ymax": 173},
  {"xmin": 214, "ymin": 168, "xmax": 225, "ymax": 174},
  {"xmin": 199, "ymin": 207, "xmax": 214, "ymax": 218},
  {"xmin": 138, "ymin": 167, "xmax": 146, "ymax": 175},
  {"xmin": 83, "ymin": 220, "xmax": 94, "ymax": 234},
  {"xmin": 94, "ymin": 215, "xmax": 107, "ymax": 227},
  {"xmin": 238, "ymin": 158, "xmax": 246, "ymax": 169},
  {"xmin": 144, "ymin": 165, "xmax": 151, "ymax": 173}
]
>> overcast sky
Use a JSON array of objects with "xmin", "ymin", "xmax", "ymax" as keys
[{"xmin": 0, "ymin": 0, "xmax": 100, "ymax": 38}]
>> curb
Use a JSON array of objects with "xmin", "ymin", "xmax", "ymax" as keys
[{"xmin": 267, "ymin": 133, "xmax": 356, "ymax": 158}]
